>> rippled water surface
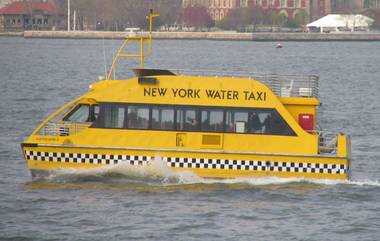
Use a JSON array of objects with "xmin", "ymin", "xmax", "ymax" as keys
[{"xmin": 1, "ymin": 37, "xmax": 380, "ymax": 241}]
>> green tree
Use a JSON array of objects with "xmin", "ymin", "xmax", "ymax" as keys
[
  {"xmin": 227, "ymin": 8, "xmax": 245, "ymax": 30},
  {"xmin": 264, "ymin": 9, "xmax": 279, "ymax": 31},
  {"xmin": 158, "ymin": 0, "xmax": 182, "ymax": 30},
  {"xmin": 278, "ymin": 13, "xmax": 288, "ymax": 27},
  {"xmin": 240, "ymin": 7, "xmax": 253, "ymax": 29},
  {"xmin": 294, "ymin": 9, "xmax": 308, "ymax": 26},
  {"xmin": 285, "ymin": 18, "xmax": 299, "ymax": 28},
  {"xmin": 250, "ymin": 6, "xmax": 265, "ymax": 30},
  {"xmin": 181, "ymin": 6, "xmax": 213, "ymax": 30},
  {"xmin": 215, "ymin": 17, "xmax": 231, "ymax": 30}
]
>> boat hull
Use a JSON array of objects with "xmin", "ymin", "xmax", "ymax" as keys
[{"xmin": 22, "ymin": 145, "xmax": 349, "ymax": 180}]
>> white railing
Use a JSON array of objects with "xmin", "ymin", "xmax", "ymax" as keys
[
  {"xmin": 314, "ymin": 131, "xmax": 338, "ymax": 154},
  {"xmin": 39, "ymin": 122, "xmax": 90, "ymax": 136},
  {"xmin": 172, "ymin": 69, "xmax": 319, "ymax": 98}
]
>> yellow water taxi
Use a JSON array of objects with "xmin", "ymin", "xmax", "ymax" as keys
[{"xmin": 21, "ymin": 11, "xmax": 351, "ymax": 180}]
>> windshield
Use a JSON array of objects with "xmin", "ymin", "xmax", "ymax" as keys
[{"xmin": 63, "ymin": 104, "xmax": 99, "ymax": 123}]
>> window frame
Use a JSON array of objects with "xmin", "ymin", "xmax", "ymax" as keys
[
  {"xmin": 92, "ymin": 103, "xmax": 126, "ymax": 129},
  {"xmin": 62, "ymin": 104, "xmax": 91, "ymax": 123},
  {"xmin": 151, "ymin": 105, "xmax": 175, "ymax": 131},
  {"xmin": 126, "ymin": 104, "xmax": 151, "ymax": 130},
  {"xmin": 175, "ymin": 106, "xmax": 200, "ymax": 132},
  {"xmin": 200, "ymin": 107, "xmax": 225, "ymax": 133},
  {"xmin": 90, "ymin": 102, "xmax": 296, "ymax": 136},
  {"xmin": 105, "ymin": 104, "xmax": 126, "ymax": 129}
]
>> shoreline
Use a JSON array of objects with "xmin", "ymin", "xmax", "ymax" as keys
[{"xmin": 1, "ymin": 30, "xmax": 380, "ymax": 41}]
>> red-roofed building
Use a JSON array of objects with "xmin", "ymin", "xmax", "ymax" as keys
[{"xmin": 0, "ymin": 1, "xmax": 62, "ymax": 31}]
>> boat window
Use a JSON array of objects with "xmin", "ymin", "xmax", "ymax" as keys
[
  {"xmin": 152, "ymin": 107, "xmax": 174, "ymax": 130},
  {"xmin": 90, "ymin": 103, "xmax": 295, "ymax": 136},
  {"xmin": 176, "ymin": 108, "xmax": 199, "ymax": 131},
  {"xmin": 104, "ymin": 104, "xmax": 126, "ymax": 128},
  {"xmin": 225, "ymin": 109, "xmax": 295, "ymax": 136},
  {"xmin": 265, "ymin": 110, "xmax": 295, "ymax": 136},
  {"xmin": 128, "ymin": 105, "xmax": 149, "ymax": 129},
  {"xmin": 201, "ymin": 109, "xmax": 224, "ymax": 132},
  {"xmin": 92, "ymin": 105, "xmax": 100, "ymax": 121},
  {"xmin": 63, "ymin": 104, "xmax": 90, "ymax": 123},
  {"xmin": 248, "ymin": 111, "xmax": 268, "ymax": 134},
  {"xmin": 226, "ymin": 111, "xmax": 248, "ymax": 133}
]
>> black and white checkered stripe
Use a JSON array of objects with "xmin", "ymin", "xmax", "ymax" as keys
[
  {"xmin": 24, "ymin": 150, "xmax": 347, "ymax": 175},
  {"xmin": 164, "ymin": 157, "xmax": 347, "ymax": 174},
  {"xmin": 24, "ymin": 151, "xmax": 150, "ymax": 166}
]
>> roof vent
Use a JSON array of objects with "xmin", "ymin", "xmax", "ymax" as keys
[
  {"xmin": 133, "ymin": 68, "xmax": 176, "ymax": 77},
  {"xmin": 138, "ymin": 77, "xmax": 157, "ymax": 85}
]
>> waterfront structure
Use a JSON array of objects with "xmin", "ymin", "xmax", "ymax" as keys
[
  {"xmin": 307, "ymin": 13, "xmax": 374, "ymax": 31},
  {"xmin": 0, "ymin": 1, "xmax": 60, "ymax": 31}
]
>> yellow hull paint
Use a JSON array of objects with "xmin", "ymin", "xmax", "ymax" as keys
[{"xmin": 23, "ymin": 145, "xmax": 349, "ymax": 180}]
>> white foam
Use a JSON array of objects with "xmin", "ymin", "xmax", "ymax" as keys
[
  {"xmin": 345, "ymin": 179, "xmax": 380, "ymax": 187},
  {"xmin": 41, "ymin": 157, "xmax": 380, "ymax": 187},
  {"xmin": 48, "ymin": 156, "xmax": 202, "ymax": 184}
]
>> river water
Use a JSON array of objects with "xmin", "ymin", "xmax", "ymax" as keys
[{"xmin": 1, "ymin": 37, "xmax": 380, "ymax": 240}]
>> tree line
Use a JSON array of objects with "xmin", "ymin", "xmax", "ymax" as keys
[
  {"xmin": 182, "ymin": 6, "xmax": 308, "ymax": 31},
  {"xmin": 57, "ymin": 0, "xmax": 182, "ymax": 31},
  {"xmin": 56, "ymin": 0, "xmax": 380, "ymax": 31},
  {"xmin": 57, "ymin": 0, "xmax": 308, "ymax": 31}
]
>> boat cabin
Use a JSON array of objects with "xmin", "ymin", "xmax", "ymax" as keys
[{"xmin": 33, "ymin": 69, "xmax": 340, "ymax": 157}]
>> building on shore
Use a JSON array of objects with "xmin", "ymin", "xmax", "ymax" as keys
[
  {"xmin": 182, "ymin": 0, "xmax": 310, "ymax": 21},
  {"xmin": 309, "ymin": 0, "xmax": 329, "ymax": 21},
  {"xmin": 331, "ymin": 0, "xmax": 380, "ymax": 13},
  {"xmin": 183, "ymin": 0, "xmax": 380, "ymax": 23},
  {"xmin": 0, "ymin": 1, "xmax": 62, "ymax": 31},
  {"xmin": 247, "ymin": 0, "xmax": 310, "ymax": 19},
  {"xmin": 363, "ymin": 0, "xmax": 380, "ymax": 8},
  {"xmin": 182, "ymin": 0, "xmax": 237, "ymax": 21}
]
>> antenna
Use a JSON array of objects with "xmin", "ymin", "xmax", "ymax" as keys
[
  {"xmin": 67, "ymin": 0, "xmax": 70, "ymax": 32},
  {"xmin": 102, "ymin": 37, "xmax": 107, "ymax": 77},
  {"xmin": 106, "ymin": 9, "xmax": 160, "ymax": 80},
  {"xmin": 112, "ymin": 36, "xmax": 116, "ymax": 80},
  {"xmin": 148, "ymin": 8, "xmax": 160, "ymax": 51}
]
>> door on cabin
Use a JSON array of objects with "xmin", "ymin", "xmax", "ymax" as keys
[
  {"xmin": 199, "ymin": 109, "xmax": 224, "ymax": 149},
  {"xmin": 174, "ymin": 108, "xmax": 224, "ymax": 149}
]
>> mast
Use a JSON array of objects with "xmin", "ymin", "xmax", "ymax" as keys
[
  {"xmin": 67, "ymin": 0, "xmax": 70, "ymax": 32},
  {"xmin": 73, "ymin": 9, "xmax": 76, "ymax": 31},
  {"xmin": 106, "ymin": 9, "xmax": 160, "ymax": 80}
]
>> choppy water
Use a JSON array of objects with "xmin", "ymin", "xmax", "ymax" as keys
[{"xmin": 1, "ymin": 37, "xmax": 380, "ymax": 241}]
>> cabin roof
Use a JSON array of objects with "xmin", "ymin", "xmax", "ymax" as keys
[
  {"xmin": 130, "ymin": 69, "xmax": 319, "ymax": 99},
  {"xmin": 86, "ymin": 75, "xmax": 319, "ymax": 108}
]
